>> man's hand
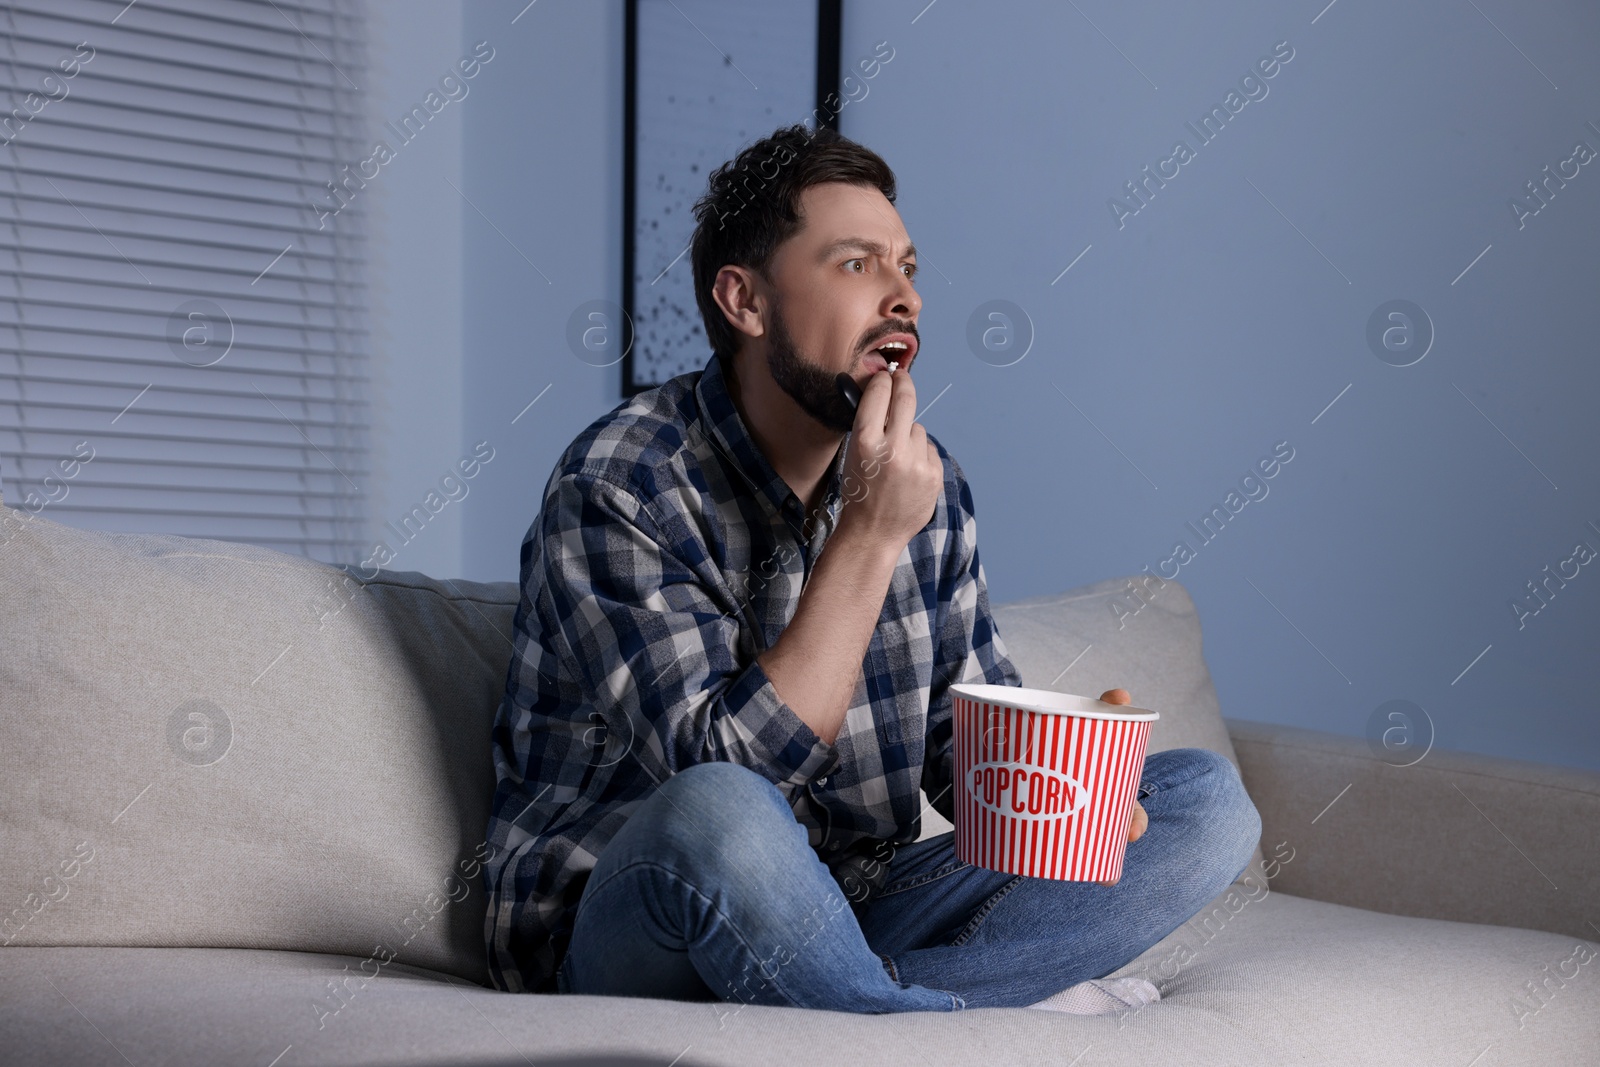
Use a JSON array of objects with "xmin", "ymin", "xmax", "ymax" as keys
[
  {"xmin": 835, "ymin": 365, "xmax": 944, "ymax": 550},
  {"xmin": 1096, "ymin": 688, "xmax": 1147, "ymax": 886}
]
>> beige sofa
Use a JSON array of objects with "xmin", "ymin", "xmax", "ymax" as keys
[{"xmin": 3, "ymin": 499, "xmax": 1596, "ymax": 1065}]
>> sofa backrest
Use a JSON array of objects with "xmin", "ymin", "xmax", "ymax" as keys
[
  {"xmin": 0, "ymin": 504, "xmax": 518, "ymax": 985},
  {"xmin": 990, "ymin": 572, "xmax": 1247, "ymax": 770},
  {"xmin": 0, "ymin": 506, "xmax": 1257, "ymax": 985}
]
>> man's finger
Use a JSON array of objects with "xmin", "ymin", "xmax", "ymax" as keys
[
  {"xmin": 856, "ymin": 365, "xmax": 896, "ymax": 434},
  {"xmin": 1100, "ymin": 688, "xmax": 1131, "ymax": 705},
  {"xmin": 1128, "ymin": 800, "xmax": 1148, "ymax": 842}
]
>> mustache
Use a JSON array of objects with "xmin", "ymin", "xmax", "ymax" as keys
[{"xmin": 861, "ymin": 324, "xmax": 918, "ymax": 351}]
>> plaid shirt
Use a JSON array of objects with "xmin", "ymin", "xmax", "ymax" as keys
[{"xmin": 482, "ymin": 352, "xmax": 1022, "ymax": 994}]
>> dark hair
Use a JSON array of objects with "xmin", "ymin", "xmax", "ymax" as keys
[{"xmin": 690, "ymin": 123, "xmax": 897, "ymax": 366}]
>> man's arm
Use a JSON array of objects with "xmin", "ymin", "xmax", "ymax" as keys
[
  {"xmin": 757, "ymin": 518, "xmax": 903, "ymax": 747},
  {"xmin": 921, "ymin": 456, "xmax": 1023, "ymax": 826},
  {"xmin": 761, "ymin": 364, "xmax": 942, "ymax": 750},
  {"xmin": 535, "ymin": 470, "xmax": 840, "ymax": 788}
]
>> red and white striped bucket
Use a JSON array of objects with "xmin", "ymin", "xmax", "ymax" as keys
[{"xmin": 950, "ymin": 684, "xmax": 1158, "ymax": 882}]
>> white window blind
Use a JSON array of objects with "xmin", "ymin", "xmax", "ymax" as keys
[{"xmin": 0, "ymin": 0, "xmax": 372, "ymax": 563}]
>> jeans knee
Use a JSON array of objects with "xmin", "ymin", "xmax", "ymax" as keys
[
  {"xmin": 646, "ymin": 761, "xmax": 794, "ymax": 869},
  {"xmin": 1158, "ymin": 747, "xmax": 1261, "ymax": 872},
  {"xmin": 1204, "ymin": 751, "xmax": 1261, "ymax": 872},
  {"xmin": 664, "ymin": 759, "xmax": 784, "ymax": 810}
]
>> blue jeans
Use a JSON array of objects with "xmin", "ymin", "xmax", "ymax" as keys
[{"xmin": 556, "ymin": 747, "xmax": 1261, "ymax": 1012}]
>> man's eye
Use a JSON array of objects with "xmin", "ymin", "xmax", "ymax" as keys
[
  {"xmin": 846, "ymin": 258, "xmax": 865, "ymax": 272},
  {"xmin": 903, "ymin": 264, "xmax": 917, "ymax": 279}
]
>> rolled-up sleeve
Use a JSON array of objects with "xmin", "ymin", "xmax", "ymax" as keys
[
  {"xmin": 921, "ymin": 462, "xmax": 1023, "ymax": 826},
  {"xmin": 542, "ymin": 470, "xmax": 840, "ymax": 789}
]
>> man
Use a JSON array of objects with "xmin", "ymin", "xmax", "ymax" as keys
[{"xmin": 482, "ymin": 123, "xmax": 1261, "ymax": 1013}]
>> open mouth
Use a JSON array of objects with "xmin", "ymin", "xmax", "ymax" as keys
[
  {"xmin": 865, "ymin": 335, "xmax": 915, "ymax": 368},
  {"xmin": 861, "ymin": 353, "xmax": 906, "ymax": 375}
]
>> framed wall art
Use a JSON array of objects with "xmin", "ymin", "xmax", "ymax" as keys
[{"xmin": 621, "ymin": 0, "xmax": 843, "ymax": 396}]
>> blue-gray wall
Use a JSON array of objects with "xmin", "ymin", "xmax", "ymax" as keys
[
  {"xmin": 364, "ymin": 0, "xmax": 466, "ymax": 583},
  {"xmin": 458, "ymin": 0, "xmax": 1600, "ymax": 774},
  {"xmin": 460, "ymin": 0, "xmax": 621, "ymax": 584}
]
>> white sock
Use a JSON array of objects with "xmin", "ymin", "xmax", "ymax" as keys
[{"xmin": 1025, "ymin": 976, "xmax": 1160, "ymax": 1014}]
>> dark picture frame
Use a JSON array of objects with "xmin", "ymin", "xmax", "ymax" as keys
[{"xmin": 622, "ymin": 0, "xmax": 843, "ymax": 397}]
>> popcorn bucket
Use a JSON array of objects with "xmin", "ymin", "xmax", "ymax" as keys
[{"xmin": 950, "ymin": 684, "xmax": 1159, "ymax": 882}]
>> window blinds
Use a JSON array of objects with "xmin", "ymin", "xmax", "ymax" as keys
[{"xmin": 0, "ymin": 0, "xmax": 372, "ymax": 563}]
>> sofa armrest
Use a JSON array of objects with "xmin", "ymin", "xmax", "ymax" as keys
[{"xmin": 1225, "ymin": 716, "xmax": 1600, "ymax": 940}]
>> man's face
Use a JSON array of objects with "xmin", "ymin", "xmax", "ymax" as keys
[{"xmin": 750, "ymin": 182, "xmax": 921, "ymax": 434}]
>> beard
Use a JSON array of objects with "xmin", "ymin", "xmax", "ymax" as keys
[{"xmin": 765, "ymin": 297, "xmax": 859, "ymax": 435}]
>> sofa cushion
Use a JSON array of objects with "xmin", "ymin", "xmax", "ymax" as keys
[
  {"xmin": 2, "ymin": 888, "xmax": 1592, "ymax": 1065},
  {"xmin": 919, "ymin": 574, "xmax": 1266, "ymax": 878},
  {"xmin": 0, "ymin": 505, "xmax": 519, "ymax": 985}
]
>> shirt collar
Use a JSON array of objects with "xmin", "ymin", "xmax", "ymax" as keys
[{"xmin": 694, "ymin": 352, "xmax": 850, "ymax": 527}]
